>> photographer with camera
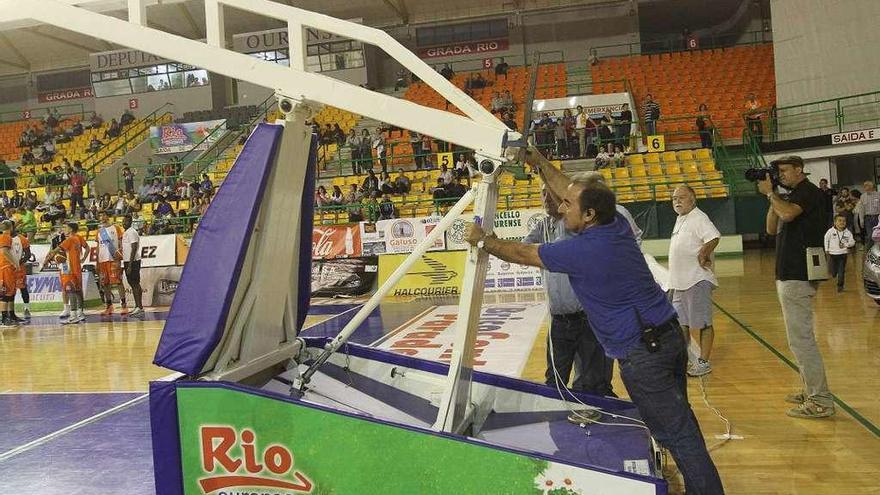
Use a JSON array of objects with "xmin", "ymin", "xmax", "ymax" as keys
[{"xmin": 758, "ymin": 155, "xmax": 835, "ymax": 419}]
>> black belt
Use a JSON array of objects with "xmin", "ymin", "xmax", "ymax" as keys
[
  {"xmin": 652, "ymin": 318, "xmax": 679, "ymax": 336},
  {"xmin": 552, "ymin": 311, "xmax": 586, "ymax": 321}
]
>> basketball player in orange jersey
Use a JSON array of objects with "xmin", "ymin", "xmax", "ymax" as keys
[
  {"xmin": 45, "ymin": 222, "xmax": 89, "ymax": 324},
  {"xmin": 9, "ymin": 220, "xmax": 33, "ymax": 321},
  {"xmin": 96, "ymin": 212, "xmax": 128, "ymax": 315},
  {"xmin": 0, "ymin": 221, "xmax": 20, "ymax": 328}
]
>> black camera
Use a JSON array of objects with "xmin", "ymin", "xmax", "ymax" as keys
[{"xmin": 744, "ymin": 164, "xmax": 780, "ymax": 187}]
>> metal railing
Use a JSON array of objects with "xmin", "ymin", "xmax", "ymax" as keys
[
  {"xmin": 768, "ymin": 90, "xmax": 880, "ymax": 142},
  {"xmin": 0, "ymin": 102, "xmax": 91, "ymax": 124},
  {"xmin": 588, "ymin": 30, "xmax": 773, "ymax": 60},
  {"xmin": 81, "ymin": 102, "xmax": 175, "ymax": 181}
]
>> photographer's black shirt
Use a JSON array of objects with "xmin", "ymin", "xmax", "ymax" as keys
[{"xmin": 776, "ymin": 179, "xmax": 825, "ymax": 281}]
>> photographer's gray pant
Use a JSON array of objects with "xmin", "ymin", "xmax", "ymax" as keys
[{"xmin": 776, "ymin": 280, "xmax": 833, "ymax": 407}]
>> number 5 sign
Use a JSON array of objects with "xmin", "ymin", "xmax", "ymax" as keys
[
  {"xmin": 437, "ymin": 152, "xmax": 454, "ymax": 168},
  {"xmin": 647, "ymin": 135, "xmax": 665, "ymax": 153}
]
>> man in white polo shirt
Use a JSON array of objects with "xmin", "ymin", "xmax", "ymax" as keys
[
  {"xmin": 669, "ymin": 185, "xmax": 721, "ymax": 377},
  {"xmin": 122, "ymin": 215, "xmax": 145, "ymax": 318}
]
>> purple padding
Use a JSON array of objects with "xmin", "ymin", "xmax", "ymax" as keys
[
  {"xmin": 295, "ymin": 135, "xmax": 317, "ymax": 332},
  {"xmin": 150, "ymin": 381, "xmax": 183, "ymax": 495},
  {"xmin": 153, "ymin": 124, "xmax": 283, "ymax": 375}
]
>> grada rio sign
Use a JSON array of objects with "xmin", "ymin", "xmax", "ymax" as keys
[{"xmin": 419, "ymin": 39, "xmax": 509, "ymax": 59}]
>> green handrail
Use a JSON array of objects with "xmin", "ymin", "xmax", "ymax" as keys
[
  {"xmin": 81, "ymin": 102, "xmax": 175, "ymax": 181},
  {"xmin": 764, "ymin": 89, "xmax": 880, "ymax": 142},
  {"xmin": 586, "ymin": 30, "xmax": 772, "ymax": 61},
  {"xmin": 0, "ymin": 102, "xmax": 90, "ymax": 124}
]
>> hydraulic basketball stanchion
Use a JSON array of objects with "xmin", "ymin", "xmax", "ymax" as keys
[{"xmin": 292, "ymin": 158, "xmax": 509, "ymax": 434}]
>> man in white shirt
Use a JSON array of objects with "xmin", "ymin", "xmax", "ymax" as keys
[
  {"xmin": 669, "ymin": 185, "xmax": 721, "ymax": 377},
  {"xmin": 575, "ymin": 106, "xmax": 588, "ymax": 159},
  {"xmin": 122, "ymin": 215, "xmax": 144, "ymax": 317}
]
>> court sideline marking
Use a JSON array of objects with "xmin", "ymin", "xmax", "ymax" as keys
[
  {"xmin": 713, "ymin": 301, "xmax": 880, "ymax": 438},
  {"xmin": 0, "ymin": 394, "xmax": 147, "ymax": 463},
  {"xmin": 0, "ymin": 305, "xmax": 364, "ymax": 463}
]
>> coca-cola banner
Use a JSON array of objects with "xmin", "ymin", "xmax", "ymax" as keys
[{"xmin": 312, "ymin": 224, "xmax": 362, "ymax": 260}]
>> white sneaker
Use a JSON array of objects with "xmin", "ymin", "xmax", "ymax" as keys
[
  {"xmin": 688, "ymin": 359, "xmax": 712, "ymax": 377},
  {"xmin": 58, "ymin": 311, "xmax": 70, "ymax": 320},
  {"xmin": 128, "ymin": 308, "xmax": 145, "ymax": 318},
  {"xmin": 23, "ymin": 309, "xmax": 31, "ymax": 320}
]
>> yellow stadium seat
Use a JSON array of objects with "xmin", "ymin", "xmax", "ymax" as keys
[
  {"xmin": 695, "ymin": 148, "xmax": 712, "ymax": 160},
  {"xmin": 625, "ymin": 154, "xmax": 644, "ymax": 166},
  {"xmin": 644, "ymin": 153, "xmax": 661, "ymax": 164},
  {"xmin": 677, "ymin": 150, "xmax": 695, "ymax": 161},
  {"xmin": 661, "ymin": 151, "xmax": 678, "ymax": 163}
]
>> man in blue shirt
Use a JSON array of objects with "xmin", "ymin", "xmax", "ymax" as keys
[{"xmin": 466, "ymin": 148, "xmax": 723, "ymax": 495}]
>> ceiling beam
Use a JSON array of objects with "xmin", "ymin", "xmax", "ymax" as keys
[
  {"xmin": 0, "ymin": 57, "xmax": 29, "ymax": 70},
  {"xmin": 0, "ymin": 33, "xmax": 30, "ymax": 70},
  {"xmin": 177, "ymin": 3, "xmax": 204, "ymax": 39},
  {"xmin": 381, "ymin": 0, "xmax": 409, "ymax": 24},
  {"xmin": 26, "ymin": 26, "xmax": 108, "ymax": 53}
]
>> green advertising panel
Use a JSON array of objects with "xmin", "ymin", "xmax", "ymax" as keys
[{"xmin": 175, "ymin": 386, "xmax": 655, "ymax": 495}]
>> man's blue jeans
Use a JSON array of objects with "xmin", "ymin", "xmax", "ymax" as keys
[{"xmin": 618, "ymin": 321, "xmax": 724, "ymax": 495}]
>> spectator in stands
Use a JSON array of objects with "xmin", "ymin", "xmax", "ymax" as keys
[
  {"xmin": 126, "ymin": 192, "xmax": 142, "ymax": 214},
  {"xmin": 643, "ymin": 94, "xmax": 660, "ymax": 137},
  {"xmin": 501, "ymin": 90, "xmax": 515, "ymax": 113},
  {"xmin": 491, "ymin": 92, "xmax": 504, "ymax": 114},
  {"xmin": 97, "ymin": 193, "xmax": 113, "ymax": 216},
  {"xmin": 333, "ymin": 124, "xmax": 345, "ymax": 147},
  {"xmin": 394, "ymin": 68, "xmax": 408, "ymax": 91},
  {"xmin": 345, "ymin": 183, "xmax": 360, "ymax": 204},
  {"xmin": 495, "ymin": 57, "xmax": 509, "ymax": 78},
  {"xmin": 556, "ymin": 109, "xmax": 574, "ymax": 159},
  {"xmin": 531, "ymin": 113, "xmax": 554, "ymax": 153},
  {"xmin": 113, "ymin": 190, "xmax": 127, "ymax": 216},
  {"xmin": 588, "ymin": 47, "xmax": 599, "ymax": 66},
  {"xmin": 84, "ymin": 199, "xmax": 99, "ymax": 222},
  {"xmin": 446, "ymin": 176, "xmax": 467, "ymax": 200},
  {"xmin": 502, "ymin": 112, "xmax": 518, "ymax": 132},
  {"xmin": 612, "ymin": 144, "xmax": 625, "ymax": 168},
  {"xmin": 420, "ymin": 134, "xmax": 433, "ymax": 167},
  {"xmin": 0, "ymin": 161, "xmax": 15, "ymax": 191},
  {"xmin": 330, "ymin": 185, "xmax": 344, "ymax": 204},
  {"xmin": 362, "ymin": 169, "xmax": 380, "ymax": 195},
  {"xmin": 615, "ymin": 103, "xmax": 632, "ymax": 148},
  {"xmin": 431, "ymin": 178, "xmax": 447, "ymax": 203},
  {"xmin": 408, "ymin": 132, "xmax": 423, "ymax": 169},
  {"xmin": 696, "ymin": 103, "xmax": 713, "ymax": 149},
  {"xmin": 594, "ymin": 144, "xmax": 613, "ymax": 169},
  {"xmin": 144, "ymin": 178, "xmax": 163, "ymax": 203},
  {"xmin": 21, "ymin": 149, "xmax": 35, "ymax": 166},
  {"xmin": 597, "ymin": 110, "xmax": 614, "ymax": 147},
  {"xmin": 315, "ymin": 186, "xmax": 330, "ymax": 207},
  {"xmin": 379, "ymin": 195, "xmax": 396, "ymax": 220},
  {"xmin": 105, "ymin": 118, "xmax": 121, "ymax": 139},
  {"xmin": 68, "ymin": 162, "xmax": 86, "ymax": 219},
  {"xmin": 394, "ymin": 169, "xmax": 411, "ymax": 194},
  {"xmin": 861, "ymin": 181, "xmax": 880, "ymax": 249},
  {"xmin": 320, "ymin": 124, "xmax": 334, "ymax": 154},
  {"xmin": 120, "ymin": 109, "xmax": 135, "ymax": 127},
  {"xmin": 818, "ymin": 179, "xmax": 836, "ymax": 228},
  {"xmin": 10, "ymin": 191, "xmax": 23, "ymax": 209},
  {"xmin": 834, "ymin": 187, "xmax": 857, "ymax": 232},
  {"xmin": 440, "ymin": 64, "xmax": 455, "ymax": 80},
  {"xmin": 88, "ymin": 136, "xmax": 104, "ymax": 153},
  {"xmin": 0, "ymin": 192, "xmax": 7, "ymax": 209},
  {"xmin": 88, "ymin": 113, "xmax": 104, "ymax": 129},
  {"xmin": 574, "ymin": 106, "xmax": 591, "ymax": 159},
  {"xmin": 19, "ymin": 207, "xmax": 36, "ymax": 242},
  {"xmin": 361, "ymin": 192, "xmax": 380, "ymax": 223},
  {"xmin": 440, "ymin": 164, "xmax": 454, "ymax": 185},
  {"xmin": 200, "ymin": 174, "xmax": 214, "ymax": 194},
  {"xmin": 23, "ymin": 191, "xmax": 38, "ymax": 211},
  {"xmin": 744, "ymin": 94, "xmax": 765, "ymax": 143},
  {"xmin": 42, "ymin": 198, "xmax": 66, "ymax": 226},
  {"xmin": 346, "ymin": 192, "xmax": 363, "ymax": 222},
  {"xmin": 71, "ymin": 121, "xmax": 84, "ymax": 137},
  {"xmin": 122, "ymin": 164, "xmax": 135, "ymax": 194},
  {"xmin": 346, "ymin": 129, "xmax": 361, "ymax": 175},
  {"xmin": 154, "ymin": 196, "xmax": 175, "ymax": 218},
  {"xmin": 45, "ymin": 110, "xmax": 59, "ymax": 130},
  {"xmin": 378, "ymin": 171, "xmax": 395, "ymax": 195},
  {"xmin": 454, "ymin": 154, "xmax": 469, "ymax": 178},
  {"xmin": 372, "ymin": 129, "xmax": 387, "ymax": 174}
]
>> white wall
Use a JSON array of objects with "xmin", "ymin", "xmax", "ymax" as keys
[
  {"xmin": 771, "ymin": 0, "xmax": 880, "ymax": 107},
  {"xmin": 94, "ymin": 86, "xmax": 213, "ymax": 121}
]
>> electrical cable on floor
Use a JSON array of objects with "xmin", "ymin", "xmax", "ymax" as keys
[{"xmin": 697, "ymin": 373, "xmax": 734, "ymax": 452}]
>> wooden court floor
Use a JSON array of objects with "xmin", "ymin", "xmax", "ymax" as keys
[{"xmin": 1, "ymin": 250, "xmax": 878, "ymax": 494}]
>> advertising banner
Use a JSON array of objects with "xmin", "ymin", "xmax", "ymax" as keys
[
  {"xmin": 418, "ymin": 39, "xmax": 509, "ymax": 59},
  {"xmin": 311, "ymin": 257, "xmax": 378, "ymax": 297},
  {"xmin": 378, "ymin": 251, "xmax": 464, "ymax": 298},
  {"xmin": 445, "ymin": 208, "xmax": 545, "ymax": 251},
  {"xmin": 362, "ymin": 217, "xmax": 445, "ymax": 255},
  {"xmin": 123, "ymin": 265, "xmax": 183, "ymax": 307},
  {"xmin": 312, "ymin": 224, "xmax": 361, "ymax": 260},
  {"xmin": 484, "ymin": 257, "xmax": 543, "ymax": 292},
  {"xmin": 37, "ymin": 87, "xmax": 94, "ymax": 103},
  {"xmin": 31, "ymin": 234, "xmax": 178, "ymax": 271},
  {"xmin": 149, "ymin": 120, "xmax": 226, "ymax": 154},
  {"xmin": 376, "ymin": 302, "xmax": 546, "ymax": 377},
  {"xmin": 174, "ymin": 385, "xmax": 632, "ymax": 495},
  {"xmin": 15, "ymin": 271, "xmax": 100, "ymax": 310}
]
